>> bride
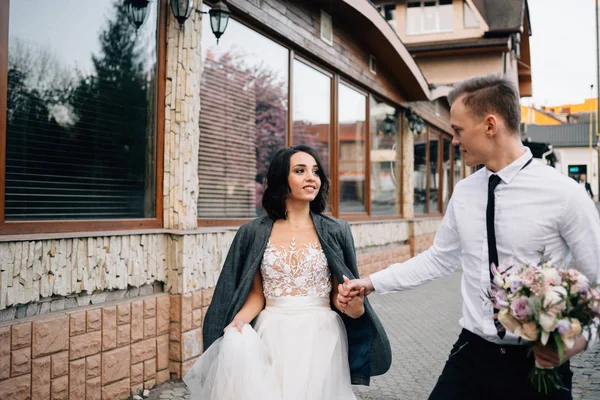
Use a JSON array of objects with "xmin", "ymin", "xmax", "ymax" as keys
[{"xmin": 184, "ymin": 145, "xmax": 391, "ymax": 399}]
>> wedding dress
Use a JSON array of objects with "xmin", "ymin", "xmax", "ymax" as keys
[{"xmin": 184, "ymin": 238, "xmax": 356, "ymax": 400}]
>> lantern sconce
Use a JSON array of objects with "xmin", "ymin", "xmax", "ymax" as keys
[
  {"xmin": 170, "ymin": 0, "xmax": 231, "ymax": 44},
  {"xmin": 405, "ymin": 108, "xmax": 427, "ymax": 135},
  {"xmin": 125, "ymin": 0, "xmax": 151, "ymax": 30},
  {"xmin": 381, "ymin": 114, "xmax": 396, "ymax": 136},
  {"xmin": 170, "ymin": 0, "xmax": 194, "ymax": 26},
  {"xmin": 201, "ymin": 1, "xmax": 231, "ymax": 44}
]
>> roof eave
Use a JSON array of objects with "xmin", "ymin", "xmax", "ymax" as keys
[{"xmin": 333, "ymin": 0, "xmax": 431, "ymax": 101}]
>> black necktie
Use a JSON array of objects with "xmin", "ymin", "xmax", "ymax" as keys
[
  {"xmin": 487, "ymin": 174, "xmax": 505, "ymax": 338},
  {"xmin": 487, "ymin": 158, "xmax": 533, "ymax": 339}
]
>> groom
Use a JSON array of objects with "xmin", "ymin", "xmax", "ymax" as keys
[{"xmin": 339, "ymin": 75, "xmax": 600, "ymax": 399}]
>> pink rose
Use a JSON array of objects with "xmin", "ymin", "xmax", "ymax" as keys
[{"xmin": 510, "ymin": 296, "xmax": 532, "ymax": 321}]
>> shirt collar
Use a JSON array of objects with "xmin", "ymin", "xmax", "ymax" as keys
[{"xmin": 485, "ymin": 148, "xmax": 532, "ymax": 184}]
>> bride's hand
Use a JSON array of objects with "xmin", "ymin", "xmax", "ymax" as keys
[
  {"xmin": 224, "ymin": 318, "xmax": 245, "ymax": 333},
  {"xmin": 343, "ymin": 287, "xmax": 365, "ymax": 319}
]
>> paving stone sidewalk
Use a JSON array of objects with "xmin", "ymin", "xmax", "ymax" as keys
[{"xmin": 146, "ymin": 272, "xmax": 600, "ymax": 400}]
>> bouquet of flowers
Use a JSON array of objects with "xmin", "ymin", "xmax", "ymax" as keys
[{"xmin": 488, "ymin": 250, "xmax": 600, "ymax": 393}]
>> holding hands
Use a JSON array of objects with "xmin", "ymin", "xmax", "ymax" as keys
[{"xmin": 335, "ymin": 275, "xmax": 375, "ymax": 318}]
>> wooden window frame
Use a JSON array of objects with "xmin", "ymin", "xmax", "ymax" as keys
[
  {"xmin": 196, "ymin": 9, "xmax": 293, "ymax": 227},
  {"xmin": 364, "ymin": 95, "xmax": 404, "ymax": 221},
  {"xmin": 414, "ymin": 127, "xmax": 453, "ymax": 218},
  {"xmin": 291, "ymin": 55, "xmax": 339, "ymax": 216},
  {"xmin": 413, "ymin": 126, "xmax": 430, "ymax": 217},
  {"xmin": 196, "ymin": 6, "xmax": 413, "ymax": 228},
  {"xmin": 337, "ymin": 78, "xmax": 370, "ymax": 219},
  {"xmin": 406, "ymin": 0, "xmax": 454, "ymax": 36},
  {"xmin": 0, "ymin": 0, "xmax": 167, "ymax": 235}
]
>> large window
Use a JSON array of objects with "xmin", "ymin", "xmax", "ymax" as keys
[
  {"xmin": 407, "ymin": 0, "xmax": 453, "ymax": 35},
  {"xmin": 370, "ymin": 99, "xmax": 401, "ymax": 216},
  {"xmin": 454, "ymin": 146, "xmax": 462, "ymax": 189},
  {"xmin": 413, "ymin": 132, "xmax": 428, "ymax": 214},
  {"xmin": 414, "ymin": 127, "xmax": 460, "ymax": 215},
  {"xmin": 3, "ymin": 0, "xmax": 159, "ymax": 223},
  {"xmin": 195, "ymin": 5, "xmax": 466, "ymax": 224},
  {"xmin": 292, "ymin": 60, "xmax": 331, "ymax": 177},
  {"xmin": 442, "ymin": 137, "xmax": 451, "ymax": 210},
  {"xmin": 199, "ymin": 5, "xmax": 289, "ymax": 218},
  {"xmin": 429, "ymin": 132, "xmax": 440, "ymax": 213},
  {"xmin": 338, "ymin": 83, "xmax": 366, "ymax": 214}
]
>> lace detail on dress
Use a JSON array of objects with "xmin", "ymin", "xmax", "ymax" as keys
[{"xmin": 261, "ymin": 238, "xmax": 332, "ymax": 298}]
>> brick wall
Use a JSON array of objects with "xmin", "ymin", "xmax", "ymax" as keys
[
  {"xmin": 411, "ymin": 233, "xmax": 436, "ymax": 255},
  {"xmin": 0, "ymin": 228, "xmax": 439, "ymax": 400},
  {"xmin": 357, "ymin": 244, "xmax": 412, "ymax": 277},
  {"xmin": 356, "ymin": 233, "xmax": 436, "ymax": 277},
  {"xmin": 0, "ymin": 293, "xmax": 171, "ymax": 400},
  {"xmin": 0, "ymin": 288, "xmax": 222, "ymax": 400},
  {"xmin": 167, "ymin": 289, "xmax": 213, "ymax": 380}
]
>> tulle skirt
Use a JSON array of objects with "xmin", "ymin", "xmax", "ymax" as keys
[{"xmin": 184, "ymin": 296, "xmax": 356, "ymax": 400}]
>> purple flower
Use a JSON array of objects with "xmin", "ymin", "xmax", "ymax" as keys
[
  {"xmin": 556, "ymin": 319, "xmax": 570, "ymax": 335},
  {"xmin": 510, "ymin": 296, "xmax": 532, "ymax": 321},
  {"xmin": 510, "ymin": 279, "xmax": 523, "ymax": 293}
]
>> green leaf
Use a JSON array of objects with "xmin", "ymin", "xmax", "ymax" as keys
[{"xmin": 553, "ymin": 332, "xmax": 564, "ymax": 363}]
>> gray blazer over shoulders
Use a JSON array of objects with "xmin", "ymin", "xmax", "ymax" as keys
[{"xmin": 202, "ymin": 212, "xmax": 392, "ymax": 386}]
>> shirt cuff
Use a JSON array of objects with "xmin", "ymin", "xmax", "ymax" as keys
[{"xmin": 370, "ymin": 267, "xmax": 396, "ymax": 293}]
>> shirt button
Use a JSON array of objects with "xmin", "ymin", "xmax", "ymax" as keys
[{"xmin": 500, "ymin": 348, "xmax": 506, "ymax": 355}]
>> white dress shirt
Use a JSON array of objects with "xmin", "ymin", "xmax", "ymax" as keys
[{"xmin": 371, "ymin": 148, "xmax": 600, "ymax": 346}]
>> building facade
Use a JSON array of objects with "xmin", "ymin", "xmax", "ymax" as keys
[
  {"xmin": 0, "ymin": 1, "xmax": 459, "ymax": 398},
  {"xmin": 373, "ymin": 0, "xmax": 533, "ymax": 96}
]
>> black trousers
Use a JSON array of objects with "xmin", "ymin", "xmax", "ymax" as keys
[{"xmin": 429, "ymin": 329, "xmax": 573, "ymax": 400}]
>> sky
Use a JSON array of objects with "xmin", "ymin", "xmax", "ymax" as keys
[
  {"xmin": 8, "ymin": 0, "xmax": 157, "ymax": 76},
  {"xmin": 524, "ymin": 0, "xmax": 599, "ymax": 107}
]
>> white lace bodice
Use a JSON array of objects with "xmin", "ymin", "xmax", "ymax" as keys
[{"xmin": 261, "ymin": 238, "xmax": 332, "ymax": 299}]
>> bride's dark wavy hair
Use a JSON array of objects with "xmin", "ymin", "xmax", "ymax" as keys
[{"xmin": 262, "ymin": 145, "xmax": 330, "ymax": 220}]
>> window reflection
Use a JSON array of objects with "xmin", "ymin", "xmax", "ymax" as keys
[
  {"xmin": 442, "ymin": 138, "xmax": 451, "ymax": 211},
  {"xmin": 292, "ymin": 60, "xmax": 331, "ymax": 177},
  {"xmin": 454, "ymin": 146, "xmax": 462, "ymax": 189},
  {"xmin": 413, "ymin": 132, "xmax": 428, "ymax": 215},
  {"xmin": 429, "ymin": 132, "xmax": 440, "ymax": 213},
  {"xmin": 199, "ymin": 5, "xmax": 289, "ymax": 218},
  {"xmin": 6, "ymin": 0, "xmax": 158, "ymax": 220},
  {"xmin": 338, "ymin": 83, "xmax": 366, "ymax": 214},
  {"xmin": 370, "ymin": 99, "xmax": 401, "ymax": 216}
]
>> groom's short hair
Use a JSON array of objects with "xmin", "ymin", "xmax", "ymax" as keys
[{"xmin": 448, "ymin": 75, "xmax": 521, "ymax": 135}]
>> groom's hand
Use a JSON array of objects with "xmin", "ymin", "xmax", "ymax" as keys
[
  {"xmin": 532, "ymin": 334, "xmax": 587, "ymax": 367},
  {"xmin": 337, "ymin": 276, "xmax": 375, "ymax": 308},
  {"xmin": 346, "ymin": 276, "xmax": 375, "ymax": 297}
]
